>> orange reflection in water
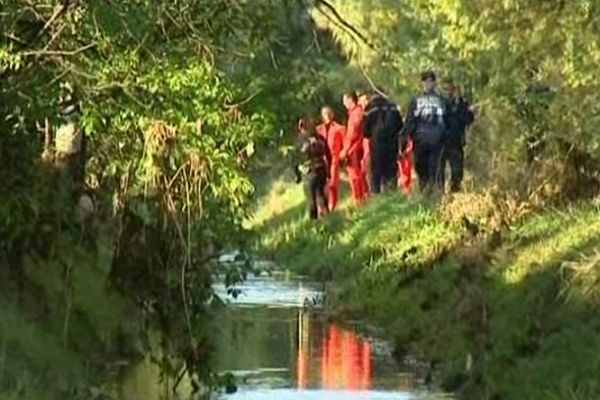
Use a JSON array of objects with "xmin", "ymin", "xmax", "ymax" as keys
[
  {"xmin": 321, "ymin": 324, "xmax": 372, "ymax": 390},
  {"xmin": 297, "ymin": 311, "xmax": 372, "ymax": 391}
]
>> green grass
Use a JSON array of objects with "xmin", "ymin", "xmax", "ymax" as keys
[{"xmin": 252, "ymin": 177, "xmax": 600, "ymax": 399}]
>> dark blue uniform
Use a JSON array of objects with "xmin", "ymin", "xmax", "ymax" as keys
[
  {"xmin": 364, "ymin": 95, "xmax": 404, "ymax": 194},
  {"xmin": 443, "ymin": 96, "xmax": 474, "ymax": 192},
  {"xmin": 401, "ymin": 90, "xmax": 451, "ymax": 192}
]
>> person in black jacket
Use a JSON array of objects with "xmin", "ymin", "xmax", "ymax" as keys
[
  {"xmin": 400, "ymin": 71, "xmax": 451, "ymax": 193},
  {"xmin": 363, "ymin": 89, "xmax": 404, "ymax": 194},
  {"xmin": 442, "ymin": 78, "xmax": 475, "ymax": 192},
  {"xmin": 295, "ymin": 117, "xmax": 332, "ymax": 220}
]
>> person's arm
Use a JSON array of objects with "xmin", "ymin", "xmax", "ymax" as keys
[
  {"xmin": 332, "ymin": 126, "xmax": 345, "ymax": 163},
  {"xmin": 461, "ymin": 99, "xmax": 475, "ymax": 127},
  {"xmin": 392, "ymin": 106, "xmax": 404, "ymax": 136},
  {"xmin": 293, "ymin": 139, "xmax": 307, "ymax": 183},
  {"xmin": 363, "ymin": 103, "xmax": 375, "ymax": 139},
  {"xmin": 345, "ymin": 114, "xmax": 364, "ymax": 156},
  {"xmin": 399, "ymin": 97, "xmax": 417, "ymax": 154},
  {"xmin": 442, "ymin": 97, "xmax": 453, "ymax": 131},
  {"xmin": 322, "ymin": 138, "xmax": 332, "ymax": 176}
]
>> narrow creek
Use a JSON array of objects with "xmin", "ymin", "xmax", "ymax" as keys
[{"xmin": 118, "ymin": 272, "xmax": 450, "ymax": 399}]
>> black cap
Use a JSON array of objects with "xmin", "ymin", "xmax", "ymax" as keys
[{"xmin": 421, "ymin": 70, "xmax": 437, "ymax": 82}]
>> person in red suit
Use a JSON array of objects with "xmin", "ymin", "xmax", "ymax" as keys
[
  {"xmin": 341, "ymin": 92, "xmax": 366, "ymax": 205},
  {"xmin": 316, "ymin": 106, "xmax": 345, "ymax": 211},
  {"xmin": 357, "ymin": 90, "xmax": 371, "ymax": 196}
]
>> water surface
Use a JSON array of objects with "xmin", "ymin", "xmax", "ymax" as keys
[
  {"xmin": 213, "ymin": 273, "xmax": 444, "ymax": 400},
  {"xmin": 119, "ymin": 273, "xmax": 448, "ymax": 400}
]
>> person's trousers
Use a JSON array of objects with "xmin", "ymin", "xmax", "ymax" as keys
[
  {"xmin": 370, "ymin": 142, "xmax": 398, "ymax": 195},
  {"xmin": 304, "ymin": 169, "xmax": 328, "ymax": 219},
  {"xmin": 346, "ymin": 154, "xmax": 366, "ymax": 205},
  {"xmin": 361, "ymin": 138, "xmax": 371, "ymax": 196},
  {"xmin": 328, "ymin": 162, "xmax": 341, "ymax": 211},
  {"xmin": 442, "ymin": 142, "xmax": 464, "ymax": 192},
  {"xmin": 414, "ymin": 142, "xmax": 444, "ymax": 193}
]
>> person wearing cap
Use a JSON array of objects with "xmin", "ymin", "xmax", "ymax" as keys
[
  {"xmin": 400, "ymin": 70, "xmax": 451, "ymax": 193},
  {"xmin": 441, "ymin": 78, "xmax": 475, "ymax": 192},
  {"xmin": 363, "ymin": 87, "xmax": 404, "ymax": 194},
  {"xmin": 295, "ymin": 117, "xmax": 332, "ymax": 220},
  {"xmin": 341, "ymin": 91, "xmax": 367, "ymax": 205},
  {"xmin": 316, "ymin": 106, "xmax": 345, "ymax": 211}
]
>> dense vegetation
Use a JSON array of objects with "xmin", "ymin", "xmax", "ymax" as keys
[
  {"xmin": 315, "ymin": 0, "xmax": 600, "ymax": 199},
  {"xmin": 0, "ymin": 1, "xmax": 345, "ymax": 398},
  {"xmin": 2, "ymin": 0, "xmax": 600, "ymax": 399}
]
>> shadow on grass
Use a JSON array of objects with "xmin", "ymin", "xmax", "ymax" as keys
[{"xmin": 480, "ymin": 228, "xmax": 600, "ymax": 399}]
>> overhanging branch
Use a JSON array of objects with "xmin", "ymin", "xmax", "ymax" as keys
[{"xmin": 313, "ymin": 0, "xmax": 377, "ymax": 50}]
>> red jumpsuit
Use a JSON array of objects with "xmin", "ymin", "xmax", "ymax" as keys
[
  {"xmin": 344, "ymin": 104, "xmax": 366, "ymax": 205},
  {"xmin": 398, "ymin": 137, "xmax": 414, "ymax": 194},
  {"xmin": 317, "ymin": 121, "xmax": 345, "ymax": 211}
]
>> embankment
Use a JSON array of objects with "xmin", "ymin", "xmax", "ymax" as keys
[{"xmin": 252, "ymin": 178, "xmax": 600, "ymax": 400}]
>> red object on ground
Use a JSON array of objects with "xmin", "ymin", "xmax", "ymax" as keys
[
  {"xmin": 398, "ymin": 137, "xmax": 414, "ymax": 194},
  {"xmin": 317, "ymin": 121, "xmax": 345, "ymax": 211},
  {"xmin": 344, "ymin": 104, "xmax": 367, "ymax": 205}
]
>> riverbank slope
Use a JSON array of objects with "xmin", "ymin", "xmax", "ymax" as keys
[{"xmin": 252, "ymin": 178, "xmax": 600, "ymax": 400}]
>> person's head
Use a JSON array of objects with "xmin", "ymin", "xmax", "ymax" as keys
[
  {"xmin": 442, "ymin": 77, "xmax": 457, "ymax": 98},
  {"xmin": 342, "ymin": 92, "xmax": 358, "ymax": 110},
  {"xmin": 421, "ymin": 70, "xmax": 437, "ymax": 92},
  {"xmin": 356, "ymin": 89, "xmax": 370, "ymax": 107},
  {"xmin": 320, "ymin": 106, "xmax": 335, "ymax": 124},
  {"xmin": 374, "ymin": 85, "xmax": 388, "ymax": 97},
  {"xmin": 298, "ymin": 116, "xmax": 316, "ymax": 138}
]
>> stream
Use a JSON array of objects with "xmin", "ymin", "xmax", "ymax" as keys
[{"xmin": 118, "ymin": 272, "xmax": 450, "ymax": 399}]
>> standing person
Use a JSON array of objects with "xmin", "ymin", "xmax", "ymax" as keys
[
  {"xmin": 341, "ymin": 92, "xmax": 366, "ymax": 205},
  {"xmin": 316, "ymin": 106, "xmax": 345, "ymax": 211},
  {"xmin": 442, "ymin": 78, "xmax": 475, "ymax": 192},
  {"xmin": 363, "ymin": 88, "xmax": 404, "ymax": 194},
  {"xmin": 357, "ymin": 90, "xmax": 372, "ymax": 195},
  {"xmin": 295, "ymin": 118, "xmax": 332, "ymax": 220},
  {"xmin": 400, "ymin": 70, "xmax": 451, "ymax": 193}
]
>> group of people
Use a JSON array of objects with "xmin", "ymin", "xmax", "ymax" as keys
[{"xmin": 295, "ymin": 70, "xmax": 475, "ymax": 220}]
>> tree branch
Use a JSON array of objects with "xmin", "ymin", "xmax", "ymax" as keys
[
  {"xmin": 224, "ymin": 89, "xmax": 262, "ymax": 109},
  {"xmin": 22, "ymin": 42, "xmax": 96, "ymax": 57},
  {"xmin": 314, "ymin": 0, "xmax": 377, "ymax": 50},
  {"xmin": 33, "ymin": 1, "xmax": 71, "ymax": 42}
]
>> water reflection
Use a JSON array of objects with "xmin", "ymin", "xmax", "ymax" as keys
[
  {"xmin": 119, "ymin": 275, "xmax": 445, "ymax": 400},
  {"xmin": 215, "ymin": 306, "xmax": 409, "ymax": 393},
  {"xmin": 297, "ymin": 310, "xmax": 373, "ymax": 391},
  {"xmin": 320, "ymin": 325, "xmax": 372, "ymax": 390}
]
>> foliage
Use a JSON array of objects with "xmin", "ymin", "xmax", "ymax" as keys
[
  {"xmin": 312, "ymin": 0, "xmax": 600, "ymax": 196},
  {"xmin": 0, "ymin": 0, "xmax": 347, "ymax": 398}
]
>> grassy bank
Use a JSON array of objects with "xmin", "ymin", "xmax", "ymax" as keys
[{"xmin": 251, "ymin": 177, "xmax": 600, "ymax": 399}]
